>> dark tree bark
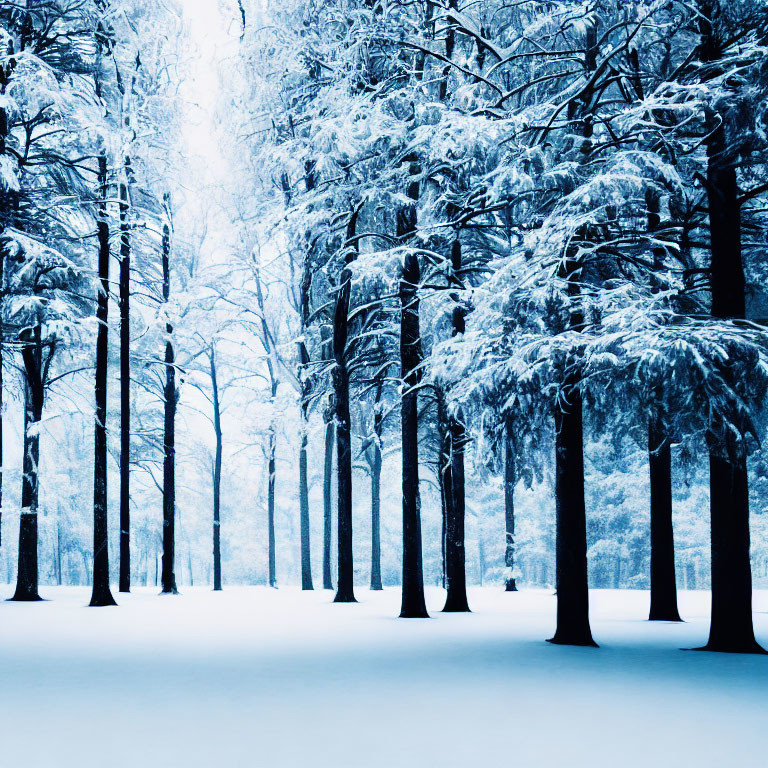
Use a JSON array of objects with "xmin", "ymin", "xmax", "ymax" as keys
[
  {"xmin": 0, "ymin": 24, "xmax": 11, "ymax": 553},
  {"xmin": 398, "ymin": 158, "xmax": 428, "ymax": 619},
  {"xmin": 299, "ymin": 430, "xmax": 313, "ymax": 590},
  {"xmin": 370, "ymin": 380, "xmax": 383, "ymax": 591},
  {"xmin": 443, "ymin": 239, "xmax": 469, "ymax": 612},
  {"xmin": 549, "ymin": 374, "xmax": 595, "ymax": 646},
  {"xmin": 443, "ymin": 404, "xmax": 468, "ymax": 611},
  {"xmin": 648, "ymin": 413, "xmax": 681, "ymax": 621},
  {"xmin": 160, "ymin": 216, "xmax": 177, "ymax": 595},
  {"xmin": 0, "ymin": 0, "xmax": 27, "ymax": 556},
  {"xmin": 89, "ymin": 143, "xmax": 116, "ymax": 608},
  {"xmin": 118, "ymin": 162, "xmax": 131, "ymax": 593},
  {"xmin": 645, "ymin": 190, "xmax": 679, "ymax": 620},
  {"xmin": 437, "ymin": 393, "xmax": 449, "ymax": 590},
  {"xmin": 254, "ymin": 264, "xmax": 278, "ymax": 588},
  {"xmin": 697, "ymin": 2, "xmax": 764, "ymax": 654},
  {"xmin": 11, "ymin": 356, "xmax": 44, "ymax": 602},
  {"xmin": 549, "ymin": 199, "xmax": 595, "ymax": 644},
  {"xmin": 297, "ymin": 330, "xmax": 313, "ymax": 590},
  {"xmin": 0, "ymin": 253, "xmax": 4, "ymax": 551},
  {"xmin": 267, "ymin": 429, "xmax": 277, "ymax": 587},
  {"xmin": 322, "ymin": 417, "xmax": 334, "ymax": 590},
  {"xmin": 504, "ymin": 415, "xmax": 518, "ymax": 592},
  {"xmin": 0, "ymin": 316, "xmax": 2, "ymax": 556},
  {"xmin": 211, "ymin": 346, "xmax": 222, "ymax": 591},
  {"xmin": 55, "ymin": 519, "xmax": 62, "ymax": 585},
  {"xmin": 438, "ymin": 0, "xmax": 457, "ymax": 101},
  {"xmin": 111, "ymin": 49, "xmax": 141, "ymax": 594},
  {"xmin": 296, "ymin": 161, "xmax": 315, "ymax": 591},
  {"xmin": 548, "ymin": 21, "xmax": 596, "ymax": 647},
  {"xmin": 333, "ymin": 207, "xmax": 360, "ymax": 603}
]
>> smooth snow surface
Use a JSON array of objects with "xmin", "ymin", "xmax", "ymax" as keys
[{"xmin": 1, "ymin": 586, "xmax": 766, "ymax": 767}]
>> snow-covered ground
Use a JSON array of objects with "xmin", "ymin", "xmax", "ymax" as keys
[{"xmin": 1, "ymin": 586, "xmax": 766, "ymax": 768}]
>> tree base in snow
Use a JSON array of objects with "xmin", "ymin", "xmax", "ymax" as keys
[
  {"xmin": 547, "ymin": 632, "xmax": 598, "ymax": 648},
  {"xmin": 89, "ymin": 589, "xmax": 117, "ymax": 607},
  {"xmin": 442, "ymin": 594, "xmax": 470, "ymax": 612},
  {"xmin": 692, "ymin": 640, "xmax": 767, "ymax": 655},
  {"xmin": 400, "ymin": 585, "xmax": 429, "ymax": 619},
  {"xmin": 8, "ymin": 592, "xmax": 43, "ymax": 602},
  {"xmin": 505, "ymin": 578, "xmax": 518, "ymax": 592},
  {"xmin": 649, "ymin": 611, "xmax": 683, "ymax": 622}
]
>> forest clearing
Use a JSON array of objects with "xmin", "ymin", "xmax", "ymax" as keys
[{"xmin": 2, "ymin": 586, "xmax": 766, "ymax": 768}]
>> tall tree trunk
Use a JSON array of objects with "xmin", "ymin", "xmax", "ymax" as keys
[
  {"xmin": 333, "ymin": 207, "xmax": 360, "ymax": 603},
  {"xmin": 161, "ymin": 217, "xmax": 177, "ymax": 595},
  {"xmin": 443, "ymin": 240, "xmax": 469, "ymax": 612},
  {"xmin": 398, "ymin": 158, "xmax": 428, "ymax": 618},
  {"xmin": 0, "ymin": 253, "xmax": 3, "ymax": 552},
  {"xmin": 89, "ymin": 142, "xmax": 116, "ymax": 607},
  {"xmin": 118, "ymin": 163, "xmax": 131, "ymax": 593},
  {"xmin": 254, "ymin": 264, "xmax": 279, "ymax": 588},
  {"xmin": 548, "ymin": 21, "xmax": 597, "ymax": 647},
  {"xmin": 267, "ymin": 418, "xmax": 277, "ymax": 588},
  {"xmin": 698, "ymin": 2, "xmax": 763, "ymax": 654},
  {"xmin": 370, "ymin": 382, "xmax": 383, "ymax": 591},
  {"xmin": 646, "ymin": 190, "xmax": 679, "ymax": 619},
  {"xmin": 322, "ymin": 417, "xmax": 334, "ymax": 590},
  {"xmin": 297, "ymin": 161, "xmax": 315, "ymax": 591},
  {"xmin": 0, "ymin": 32, "xmax": 12, "ymax": 554},
  {"xmin": 299, "ymin": 429, "xmax": 313, "ymax": 590},
  {"xmin": 443, "ymin": 405, "xmax": 468, "ymax": 611},
  {"xmin": 55, "ymin": 518, "xmax": 62, "ymax": 586},
  {"xmin": 504, "ymin": 415, "xmax": 518, "ymax": 592},
  {"xmin": 550, "ymin": 376, "xmax": 595, "ymax": 645},
  {"xmin": 550, "ymin": 234, "xmax": 594, "ymax": 644},
  {"xmin": 648, "ymin": 413, "xmax": 681, "ymax": 621},
  {"xmin": 11, "ymin": 367, "xmax": 42, "ymax": 601},
  {"xmin": 437, "ymin": 393, "xmax": 449, "ymax": 590},
  {"xmin": 211, "ymin": 346, "xmax": 222, "ymax": 591}
]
